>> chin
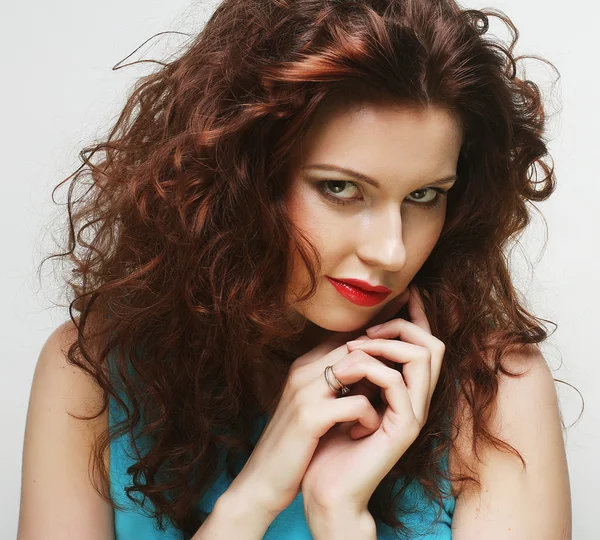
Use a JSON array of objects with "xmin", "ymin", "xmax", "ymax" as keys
[{"xmin": 304, "ymin": 309, "xmax": 368, "ymax": 333}]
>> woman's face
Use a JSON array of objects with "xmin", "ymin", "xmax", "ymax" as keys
[{"xmin": 284, "ymin": 101, "xmax": 463, "ymax": 340}]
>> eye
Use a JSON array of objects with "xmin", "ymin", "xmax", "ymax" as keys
[
  {"xmin": 317, "ymin": 180, "xmax": 360, "ymax": 203},
  {"xmin": 406, "ymin": 188, "xmax": 441, "ymax": 205},
  {"xmin": 316, "ymin": 180, "xmax": 450, "ymax": 209}
]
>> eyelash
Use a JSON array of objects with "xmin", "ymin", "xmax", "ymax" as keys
[{"xmin": 315, "ymin": 180, "xmax": 450, "ymax": 209}]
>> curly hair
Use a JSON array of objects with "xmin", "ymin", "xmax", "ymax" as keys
[{"xmin": 39, "ymin": 0, "xmax": 573, "ymax": 537}]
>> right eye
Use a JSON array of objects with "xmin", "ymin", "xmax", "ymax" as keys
[{"xmin": 316, "ymin": 180, "xmax": 362, "ymax": 205}]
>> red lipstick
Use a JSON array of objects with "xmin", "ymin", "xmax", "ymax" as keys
[{"xmin": 327, "ymin": 277, "xmax": 392, "ymax": 307}]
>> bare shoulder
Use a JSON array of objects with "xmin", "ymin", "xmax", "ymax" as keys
[
  {"xmin": 18, "ymin": 317, "xmax": 114, "ymax": 540},
  {"xmin": 448, "ymin": 343, "xmax": 571, "ymax": 538},
  {"xmin": 448, "ymin": 343, "xmax": 559, "ymax": 474}
]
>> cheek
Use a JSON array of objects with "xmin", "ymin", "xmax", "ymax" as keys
[
  {"xmin": 284, "ymin": 250, "xmax": 305, "ymax": 306},
  {"xmin": 286, "ymin": 185, "xmax": 343, "ymax": 262},
  {"xmin": 284, "ymin": 192, "xmax": 327, "ymax": 302},
  {"xmin": 403, "ymin": 212, "xmax": 445, "ymax": 264}
]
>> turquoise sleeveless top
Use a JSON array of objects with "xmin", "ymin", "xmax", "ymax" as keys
[{"xmin": 108, "ymin": 350, "xmax": 455, "ymax": 539}]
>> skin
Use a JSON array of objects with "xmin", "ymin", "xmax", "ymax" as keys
[{"xmin": 283, "ymin": 100, "xmax": 464, "ymax": 356}]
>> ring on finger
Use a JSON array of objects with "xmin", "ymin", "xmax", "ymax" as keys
[{"xmin": 324, "ymin": 365, "xmax": 351, "ymax": 397}]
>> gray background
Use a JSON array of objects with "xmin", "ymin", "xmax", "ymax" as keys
[{"xmin": 2, "ymin": 0, "xmax": 596, "ymax": 537}]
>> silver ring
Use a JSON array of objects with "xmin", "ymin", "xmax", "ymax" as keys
[{"xmin": 324, "ymin": 365, "xmax": 350, "ymax": 396}]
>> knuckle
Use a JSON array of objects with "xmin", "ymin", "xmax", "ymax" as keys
[
  {"xmin": 292, "ymin": 396, "xmax": 314, "ymax": 430},
  {"xmin": 286, "ymin": 364, "xmax": 311, "ymax": 392},
  {"xmin": 346, "ymin": 348, "xmax": 362, "ymax": 359},
  {"xmin": 287, "ymin": 362, "xmax": 301, "ymax": 377},
  {"xmin": 343, "ymin": 348, "xmax": 365, "ymax": 367},
  {"xmin": 389, "ymin": 368, "xmax": 404, "ymax": 384},
  {"xmin": 391, "ymin": 413, "xmax": 420, "ymax": 438},
  {"xmin": 406, "ymin": 417, "xmax": 422, "ymax": 437},
  {"xmin": 419, "ymin": 348, "xmax": 432, "ymax": 363},
  {"xmin": 352, "ymin": 349, "xmax": 372, "ymax": 362},
  {"xmin": 353, "ymin": 394, "xmax": 372, "ymax": 410},
  {"xmin": 284, "ymin": 372, "xmax": 302, "ymax": 394},
  {"xmin": 298, "ymin": 407, "xmax": 314, "ymax": 431}
]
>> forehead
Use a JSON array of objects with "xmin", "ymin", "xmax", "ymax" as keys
[{"xmin": 297, "ymin": 102, "xmax": 463, "ymax": 185}]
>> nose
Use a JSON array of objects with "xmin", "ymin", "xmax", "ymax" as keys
[{"xmin": 355, "ymin": 207, "xmax": 407, "ymax": 272}]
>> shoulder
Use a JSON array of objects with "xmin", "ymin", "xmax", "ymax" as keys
[
  {"xmin": 448, "ymin": 343, "xmax": 560, "ymax": 474},
  {"xmin": 448, "ymin": 343, "xmax": 572, "ymax": 538},
  {"xmin": 33, "ymin": 317, "xmax": 107, "ymax": 418},
  {"xmin": 35, "ymin": 316, "xmax": 110, "ymax": 461},
  {"xmin": 18, "ymin": 317, "xmax": 113, "ymax": 539},
  {"xmin": 36, "ymin": 317, "xmax": 107, "ymax": 421}
]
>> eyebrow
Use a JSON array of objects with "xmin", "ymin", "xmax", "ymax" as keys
[{"xmin": 302, "ymin": 164, "xmax": 457, "ymax": 189}]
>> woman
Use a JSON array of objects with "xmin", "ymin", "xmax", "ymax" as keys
[{"xmin": 18, "ymin": 0, "xmax": 572, "ymax": 539}]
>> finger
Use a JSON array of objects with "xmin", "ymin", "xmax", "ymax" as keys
[
  {"xmin": 301, "ymin": 288, "xmax": 417, "ymax": 379},
  {"xmin": 354, "ymin": 329, "xmax": 444, "ymax": 420},
  {"xmin": 406, "ymin": 284, "xmax": 431, "ymax": 333},
  {"xmin": 307, "ymin": 294, "xmax": 407, "ymax": 368},
  {"xmin": 291, "ymin": 339, "xmax": 352, "ymax": 376},
  {"xmin": 350, "ymin": 408, "xmax": 385, "ymax": 439},
  {"xmin": 344, "ymin": 339, "xmax": 431, "ymax": 424},
  {"xmin": 365, "ymin": 317, "xmax": 434, "ymax": 349},
  {"xmin": 329, "ymin": 351, "xmax": 414, "ymax": 420},
  {"xmin": 347, "ymin": 336, "xmax": 424, "ymax": 361},
  {"xmin": 336, "ymin": 289, "xmax": 410, "ymax": 343},
  {"xmin": 324, "ymin": 394, "xmax": 382, "ymax": 434},
  {"xmin": 364, "ymin": 287, "xmax": 445, "ymax": 355}
]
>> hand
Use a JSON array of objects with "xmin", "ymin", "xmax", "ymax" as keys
[
  {"xmin": 294, "ymin": 288, "xmax": 411, "ymax": 403},
  {"xmin": 300, "ymin": 285, "xmax": 445, "ymax": 515},
  {"xmin": 225, "ymin": 289, "xmax": 411, "ymax": 518}
]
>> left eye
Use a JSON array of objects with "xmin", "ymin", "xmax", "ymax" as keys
[{"xmin": 406, "ymin": 187, "xmax": 438, "ymax": 204}]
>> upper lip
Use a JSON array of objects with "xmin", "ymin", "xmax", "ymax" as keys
[{"xmin": 329, "ymin": 277, "xmax": 392, "ymax": 293}]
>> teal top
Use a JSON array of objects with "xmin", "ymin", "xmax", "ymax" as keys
[{"xmin": 108, "ymin": 351, "xmax": 455, "ymax": 539}]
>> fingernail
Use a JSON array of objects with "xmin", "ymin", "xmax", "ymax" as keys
[
  {"xmin": 366, "ymin": 323, "xmax": 382, "ymax": 332},
  {"xmin": 346, "ymin": 340, "xmax": 363, "ymax": 348}
]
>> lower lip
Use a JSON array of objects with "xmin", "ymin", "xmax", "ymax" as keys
[{"xmin": 327, "ymin": 277, "xmax": 391, "ymax": 307}]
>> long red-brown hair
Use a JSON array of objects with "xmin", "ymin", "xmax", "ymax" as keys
[{"xmin": 40, "ymin": 0, "xmax": 573, "ymax": 537}]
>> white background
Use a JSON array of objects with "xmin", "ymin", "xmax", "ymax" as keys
[{"xmin": 1, "ymin": 0, "xmax": 597, "ymax": 537}]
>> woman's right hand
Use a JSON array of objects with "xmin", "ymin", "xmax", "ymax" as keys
[{"xmin": 225, "ymin": 291, "xmax": 410, "ymax": 518}]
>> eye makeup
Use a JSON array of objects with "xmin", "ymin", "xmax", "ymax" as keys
[{"xmin": 315, "ymin": 180, "xmax": 450, "ymax": 210}]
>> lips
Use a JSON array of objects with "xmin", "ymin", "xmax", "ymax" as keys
[
  {"xmin": 327, "ymin": 277, "xmax": 391, "ymax": 307},
  {"xmin": 331, "ymin": 278, "xmax": 392, "ymax": 293}
]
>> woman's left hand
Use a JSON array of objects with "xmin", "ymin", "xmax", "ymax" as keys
[{"xmin": 300, "ymin": 285, "xmax": 445, "ymax": 515}]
